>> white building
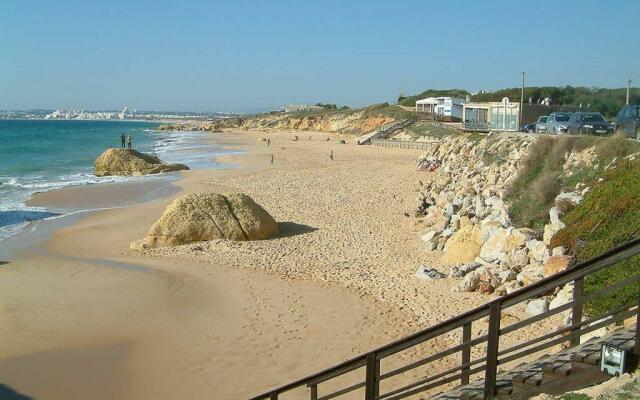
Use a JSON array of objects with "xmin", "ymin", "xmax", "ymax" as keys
[
  {"xmin": 462, "ymin": 100, "xmax": 521, "ymax": 132},
  {"xmin": 282, "ymin": 104, "xmax": 324, "ymax": 113},
  {"xmin": 415, "ymin": 97, "xmax": 465, "ymax": 122}
]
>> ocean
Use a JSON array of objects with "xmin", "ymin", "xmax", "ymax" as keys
[{"xmin": 0, "ymin": 119, "xmax": 234, "ymax": 241}]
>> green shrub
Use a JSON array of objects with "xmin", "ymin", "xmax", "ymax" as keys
[
  {"xmin": 560, "ymin": 394, "xmax": 591, "ymax": 400},
  {"xmin": 550, "ymin": 158, "xmax": 640, "ymax": 317}
]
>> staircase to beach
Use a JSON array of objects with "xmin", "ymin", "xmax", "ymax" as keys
[
  {"xmin": 357, "ymin": 117, "xmax": 417, "ymax": 145},
  {"xmin": 249, "ymin": 239, "xmax": 640, "ymax": 400}
]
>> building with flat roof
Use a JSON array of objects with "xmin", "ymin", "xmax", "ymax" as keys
[{"xmin": 415, "ymin": 97, "xmax": 465, "ymax": 122}]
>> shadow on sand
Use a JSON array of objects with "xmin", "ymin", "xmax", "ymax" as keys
[
  {"xmin": 0, "ymin": 384, "xmax": 34, "ymax": 400},
  {"xmin": 277, "ymin": 222, "xmax": 318, "ymax": 238}
]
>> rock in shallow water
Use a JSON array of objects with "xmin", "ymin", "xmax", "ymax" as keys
[{"xmin": 94, "ymin": 148, "xmax": 189, "ymax": 176}]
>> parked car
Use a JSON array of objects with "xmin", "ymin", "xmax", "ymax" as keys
[
  {"xmin": 522, "ymin": 122, "xmax": 537, "ymax": 133},
  {"xmin": 535, "ymin": 115, "xmax": 548, "ymax": 133},
  {"xmin": 545, "ymin": 112, "xmax": 573, "ymax": 134},
  {"xmin": 615, "ymin": 104, "xmax": 639, "ymax": 139},
  {"xmin": 566, "ymin": 112, "xmax": 613, "ymax": 135}
]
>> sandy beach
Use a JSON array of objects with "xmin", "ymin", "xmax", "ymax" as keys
[{"xmin": 0, "ymin": 129, "xmax": 544, "ymax": 399}]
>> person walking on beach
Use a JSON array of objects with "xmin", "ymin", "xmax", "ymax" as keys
[
  {"xmin": 126, "ymin": 135, "xmax": 132, "ymax": 149},
  {"xmin": 329, "ymin": 150, "xmax": 334, "ymax": 161},
  {"xmin": 120, "ymin": 133, "xmax": 126, "ymax": 148},
  {"xmin": 267, "ymin": 138, "xmax": 271, "ymax": 147},
  {"xmin": 271, "ymin": 154, "xmax": 274, "ymax": 164}
]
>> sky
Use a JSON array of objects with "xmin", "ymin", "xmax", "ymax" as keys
[{"xmin": 1, "ymin": 0, "xmax": 638, "ymax": 112}]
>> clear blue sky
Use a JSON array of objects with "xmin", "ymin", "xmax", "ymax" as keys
[{"xmin": 1, "ymin": 0, "xmax": 638, "ymax": 112}]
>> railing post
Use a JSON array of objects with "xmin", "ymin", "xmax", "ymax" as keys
[
  {"xmin": 636, "ymin": 296, "xmax": 640, "ymax": 354},
  {"xmin": 365, "ymin": 353, "xmax": 380, "ymax": 400},
  {"xmin": 461, "ymin": 323, "xmax": 472, "ymax": 385},
  {"xmin": 483, "ymin": 302, "xmax": 501, "ymax": 400},
  {"xmin": 571, "ymin": 277, "xmax": 585, "ymax": 347},
  {"xmin": 310, "ymin": 384, "xmax": 318, "ymax": 400}
]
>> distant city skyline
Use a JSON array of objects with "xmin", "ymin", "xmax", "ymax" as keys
[{"xmin": 1, "ymin": 0, "xmax": 638, "ymax": 112}]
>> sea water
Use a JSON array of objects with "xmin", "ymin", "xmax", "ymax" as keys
[{"xmin": 0, "ymin": 119, "xmax": 236, "ymax": 241}]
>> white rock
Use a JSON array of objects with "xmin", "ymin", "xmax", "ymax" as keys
[
  {"xmin": 549, "ymin": 207, "xmax": 562, "ymax": 225},
  {"xmin": 457, "ymin": 271, "xmax": 481, "ymax": 292},
  {"xmin": 526, "ymin": 299, "xmax": 550, "ymax": 316},
  {"xmin": 552, "ymin": 246, "xmax": 566, "ymax": 257},
  {"xmin": 498, "ymin": 269, "xmax": 517, "ymax": 283},
  {"xmin": 555, "ymin": 191, "xmax": 583, "ymax": 207},
  {"xmin": 421, "ymin": 231, "xmax": 437, "ymax": 243},
  {"xmin": 543, "ymin": 221, "xmax": 565, "ymax": 245},
  {"xmin": 527, "ymin": 240, "xmax": 548, "ymax": 262}
]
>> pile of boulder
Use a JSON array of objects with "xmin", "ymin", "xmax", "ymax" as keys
[{"xmin": 413, "ymin": 134, "xmax": 588, "ymax": 314}]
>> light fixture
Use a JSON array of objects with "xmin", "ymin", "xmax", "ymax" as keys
[{"xmin": 600, "ymin": 343, "xmax": 626, "ymax": 377}]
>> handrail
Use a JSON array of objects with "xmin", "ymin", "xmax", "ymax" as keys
[{"xmin": 250, "ymin": 238, "xmax": 640, "ymax": 400}]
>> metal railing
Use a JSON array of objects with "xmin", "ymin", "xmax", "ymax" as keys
[{"xmin": 250, "ymin": 239, "xmax": 640, "ymax": 400}]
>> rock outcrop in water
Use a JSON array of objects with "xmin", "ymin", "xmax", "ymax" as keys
[
  {"xmin": 94, "ymin": 148, "xmax": 189, "ymax": 177},
  {"xmin": 132, "ymin": 192, "xmax": 279, "ymax": 249}
]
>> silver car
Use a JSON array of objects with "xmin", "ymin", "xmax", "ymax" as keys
[
  {"xmin": 535, "ymin": 116, "xmax": 548, "ymax": 133},
  {"xmin": 545, "ymin": 112, "xmax": 573, "ymax": 134}
]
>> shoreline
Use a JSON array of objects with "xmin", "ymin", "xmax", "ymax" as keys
[{"xmin": 0, "ymin": 129, "xmax": 426, "ymax": 399}]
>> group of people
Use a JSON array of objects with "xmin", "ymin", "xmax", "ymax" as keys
[
  {"xmin": 265, "ymin": 136, "xmax": 334, "ymax": 164},
  {"xmin": 120, "ymin": 133, "xmax": 133, "ymax": 149}
]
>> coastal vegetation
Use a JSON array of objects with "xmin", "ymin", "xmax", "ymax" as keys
[
  {"xmin": 550, "ymin": 155, "xmax": 640, "ymax": 317},
  {"xmin": 506, "ymin": 134, "xmax": 640, "ymax": 232}
]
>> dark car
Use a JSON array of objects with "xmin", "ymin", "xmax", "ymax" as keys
[
  {"xmin": 522, "ymin": 122, "xmax": 537, "ymax": 133},
  {"xmin": 615, "ymin": 104, "xmax": 639, "ymax": 139},
  {"xmin": 566, "ymin": 112, "xmax": 613, "ymax": 135},
  {"xmin": 546, "ymin": 112, "xmax": 573, "ymax": 134}
]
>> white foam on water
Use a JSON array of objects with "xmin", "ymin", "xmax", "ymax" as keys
[{"xmin": 0, "ymin": 127, "xmax": 243, "ymax": 243}]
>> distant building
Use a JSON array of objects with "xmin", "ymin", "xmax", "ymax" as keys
[
  {"xmin": 462, "ymin": 99, "xmax": 553, "ymax": 132},
  {"xmin": 415, "ymin": 97, "xmax": 465, "ymax": 122},
  {"xmin": 463, "ymin": 100, "xmax": 520, "ymax": 132},
  {"xmin": 282, "ymin": 104, "xmax": 324, "ymax": 113}
]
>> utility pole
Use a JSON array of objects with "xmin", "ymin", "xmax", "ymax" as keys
[
  {"xmin": 627, "ymin": 79, "xmax": 632, "ymax": 105},
  {"xmin": 520, "ymin": 71, "xmax": 525, "ymax": 130}
]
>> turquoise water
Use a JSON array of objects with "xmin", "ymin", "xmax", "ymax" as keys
[{"xmin": 0, "ymin": 120, "xmax": 235, "ymax": 241}]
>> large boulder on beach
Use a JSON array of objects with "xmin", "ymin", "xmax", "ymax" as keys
[
  {"xmin": 134, "ymin": 192, "xmax": 279, "ymax": 248},
  {"xmin": 94, "ymin": 148, "xmax": 189, "ymax": 177}
]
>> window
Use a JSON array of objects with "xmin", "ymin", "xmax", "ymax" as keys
[{"xmin": 582, "ymin": 113, "xmax": 606, "ymax": 122}]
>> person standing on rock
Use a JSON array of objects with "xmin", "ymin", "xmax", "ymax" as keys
[
  {"xmin": 120, "ymin": 133, "xmax": 126, "ymax": 148},
  {"xmin": 127, "ymin": 135, "xmax": 132, "ymax": 149}
]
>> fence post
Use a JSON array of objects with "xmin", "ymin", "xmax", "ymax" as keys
[
  {"xmin": 636, "ymin": 296, "xmax": 640, "ymax": 354},
  {"xmin": 571, "ymin": 277, "xmax": 584, "ymax": 347},
  {"xmin": 483, "ymin": 302, "xmax": 502, "ymax": 400},
  {"xmin": 461, "ymin": 323, "xmax": 472, "ymax": 385},
  {"xmin": 310, "ymin": 384, "xmax": 318, "ymax": 400},
  {"xmin": 365, "ymin": 353, "xmax": 380, "ymax": 400},
  {"xmin": 269, "ymin": 392, "xmax": 278, "ymax": 400}
]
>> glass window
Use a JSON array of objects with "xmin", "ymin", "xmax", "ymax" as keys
[{"xmin": 582, "ymin": 113, "xmax": 606, "ymax": 122}]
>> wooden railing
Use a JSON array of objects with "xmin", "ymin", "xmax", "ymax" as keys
[{"xmin": 250, "ymin": 239, "xmax": 640, "ymax": 400}]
